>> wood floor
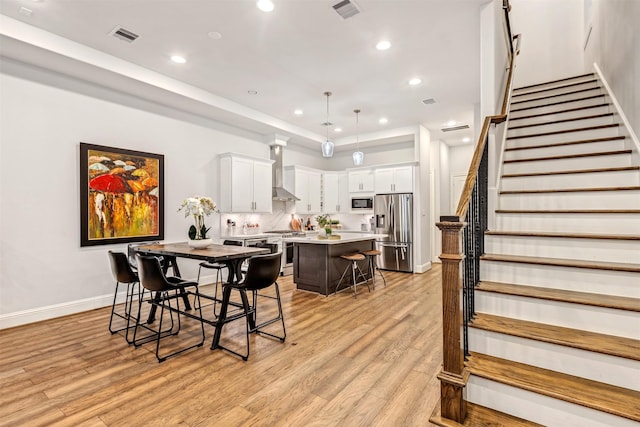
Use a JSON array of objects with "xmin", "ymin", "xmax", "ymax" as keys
[{"xmin": 0, "ymin": 265, "xmax": 443, "ymax": 427}]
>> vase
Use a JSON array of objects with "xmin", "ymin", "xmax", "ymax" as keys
[{"xmin": 188, "ymin": 238, "xmax": 212, "ymax": 249}]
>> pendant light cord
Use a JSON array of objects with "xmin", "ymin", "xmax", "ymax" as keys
[
  {"xmin": 324, "ymin": 91, "xmax": 331, "ymax": 141},
  {"xmin": 354, "ymin": 108, "xmax": 360, "ymax": 149}
]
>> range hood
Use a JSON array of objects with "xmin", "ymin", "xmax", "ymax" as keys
[{"xmin": 270, "ymin": 144, "xmax": 300, "ymax": 202}]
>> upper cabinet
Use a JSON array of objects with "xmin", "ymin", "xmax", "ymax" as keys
[
  {"xmin": 219, "ymin": 153, "xmax": 274, "ymax": 213},
  {"xmin": 323, "ymin": 172, "xmax": 349, "ymax": 214},
  {"xmin": 374, "ymin": 165, "xmax": 414, "ymax": 193},
  {"xmin": 348, "ymin": 169, "xmax": 374, "ymax": 193},
  {"xmin": 285, "ymin": 166, "xmax": 322, "ymax": 214}
]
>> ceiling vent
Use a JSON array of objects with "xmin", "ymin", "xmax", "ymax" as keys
[
  {"xmin": 422, "ymin": 98, "xmax": 437, "ymax": 105},
  {"xmin": 108, "ymin": 25, "xmax": 139, "ymax": 43},
  {"xmin": 333, "ymin": 0, "xmax": 361, "ymax": 19},
  {"xmin": 441, "ymin": 124, "xmax": 470, "ymax": 132}
]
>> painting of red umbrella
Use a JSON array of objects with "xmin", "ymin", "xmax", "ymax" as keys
[{"xmin": 80, "ymin": 142, "xmax": 164, "ymax": 246}]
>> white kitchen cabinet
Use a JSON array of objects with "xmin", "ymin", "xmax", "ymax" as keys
[
  {"xmin": 374, "ymin": 166, "xmax": 414, "ymax": 193},
  {"xmin": 219, "ymin": 153, "xmax": 274, "ymax": 213},
  {"xmin": 348, "ymin": 169, "xmax": 374, "ymax": 193},
  {"xmin": 284, "ymin": 166, "xmax": 322, "ymax": 214},
  {"xmin": 322, "ymin": 172, "xmax": 349, "ymax": 214}
]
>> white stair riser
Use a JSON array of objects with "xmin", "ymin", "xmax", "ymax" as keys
[
  {"xmin": 495, "ymin": 212, "xmax": 640, "ymax": 234},
  {"xmin": 504, "ymin": 139, "xmax": 626, "ymax": 160},
  {"xmin": 513, "ymin": 76, "xmax": 597, "ymax": 95},
  {"xmin": 485, "ymin": 235, "xmax": 640, "ymax": 264},
  {"xmin": 511, "ymin": 88, "xmax": 603, "ymax": 110},
  {"xmin": 510, "ymin": 96, "xmax": 606, "ymax": 118},
  {"xmin": 506, "ymin": 126, "xmax": 619, "ymax": 146},
  {"xmin": 475, "ymin": 292, "xmax": 640, "ymax": 339},
  {"xmin": 512, "ymin": 81, "xmax": 599, "ymax": 102},
  {"xmin": 502, "ymin": 153, "xmax": 632, "ymax": 174},
  {"xmin": 469, "ymin": 329, "xmax": 640, "ymax": 391},
  {"xmin": 498, "ymin": 190, "xmax": 640, "ymax": 210},
  {"xmin": 500, "ymin": 170, "xmax": 640, "ymax": 191},
  {"xmin": 481, "ymin": 261, "xmax": 640, "ymax": 297},
  {"xmin": 507, "ymin": 115, "xmax": 614, "ymax": 137},
  {"xmin": 508, "ymin": 105, "xmax": 611, "ymax": 127},
  {"xmin": 468, "ymin": 376, "xmax": 639, "ymax": 427}
]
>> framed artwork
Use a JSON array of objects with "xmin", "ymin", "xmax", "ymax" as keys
[{"xmin": 80, "ymin": 142, "xmax": 164, "ymax": 247}]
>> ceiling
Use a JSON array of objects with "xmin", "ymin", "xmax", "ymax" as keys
[{"xmin": 0, "ymin": 0, "xmax": 489, "ymax": 151}]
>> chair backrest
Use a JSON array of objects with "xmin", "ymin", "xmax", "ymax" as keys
[
  {"xmin": 108, "ymin": 251, "xmax": 138, "ymax": 284},
  {"xmin": 136, "ymin": 254, "xmax": 170, "ymax": 292},
  {"xmin": 242, "ymin": 253, "xmax": 282, "ymax": 291}
]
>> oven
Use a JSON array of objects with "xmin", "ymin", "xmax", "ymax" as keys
[{"xmin": 264, "ymin": 230, "xmax": 306, "ymax": 275}]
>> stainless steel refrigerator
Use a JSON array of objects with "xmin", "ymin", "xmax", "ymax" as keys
[{"xmin": 374, "ymin": 193, "xmax": 413, "ymax": 272}]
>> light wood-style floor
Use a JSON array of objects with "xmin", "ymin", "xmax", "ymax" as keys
[{"xmin": 0, "ymin": 265, "xmax": 443, "ymax": 426}]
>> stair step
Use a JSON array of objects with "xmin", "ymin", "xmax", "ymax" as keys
[
  {"xmin": 485, "ymin": 230, "xmax": 640, "ymax": 241},
  {"xmin": 506, "ymin": 123, "xmax": 619, "ymax": 140},
  {"xmin": 495, "ymin": 209, "xmax": 640, "ymax": 214},
  {"xmin": 508, "ymin": 112, "xmax": 614, "ymax": 131},
  {"xmin": 505, "ymin": 135, "xmax": 625, "ymax": 152},
  {"xmin": 513, "ymin": 73, "xmax": 595, "ymax": 92},
  {"xmin": 480, "ymin": 254, "xmax": 640, "ymax": 273},
  {"xmin": 429, "ymin": 400, "xmax": 543, "ymax": 427},
  {"xmin": 503, "ymin": 149, "xmax": 631, "ymax": 166},
  {"xmin": 477, "ymin": 281, "xmax": 640, "ymax": 313},
  {"xmin": 466, "ymin": 352, "xmax": 640, "ymax": 422},
  {"xmin": 504, "ymin": 139, "xmax": 627, "ymax": 161},
  {"xmin": 512, "ymin": 78, "xmax": 598, "ymax": 99},
  {"xmin": 502, "ymin": 165, "xmax": 640, "ymax": 178},
  {"xmin": 501, "ymin": 166, "xmax": 640, "ymax": 191},
  {"xmin": 509, "ymin": 104, "xmax": 611, "ymax": 125},
  {"xmin": 500, "ymin": 185, "xmax": 640, "ymax": 195},
  {"xmin": 510, "ymin": 94, "xmax": 606, "ymax": 114},
  {"xmin": 510, "ymin": 87, "xmax": 603, "ymax": 110}
]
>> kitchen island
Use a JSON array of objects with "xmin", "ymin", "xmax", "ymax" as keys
[{"xmin": 285, "ymin": 234, "xmax": 381, "ymax": 296}]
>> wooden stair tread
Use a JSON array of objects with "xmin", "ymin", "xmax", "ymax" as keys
[
  {"xmin": 512, "ymin": 78, "xmax": 598, "ymax": 99},
  {"xmin": 485, "ymin": 230, "xmax": 640, "ymax": 241},
  {"xmin": 502, "ymin": 165, "xmax": 640, "ymax": 178},
  {"xmin": 505, "ymin": 136, "xmax": 625, "ymax": 152},
  {"xmin": 480, "ymin": 253, "xmax": 640, "ymax": 273},
  {"xmin": 511, "ymin": 87, "xmax": 602, "ymax": 106},
  {"xmin": 495, "ymin": 209, "xmax": 640, "ymax": 214},
  {"xmin": 430, "ymin": 400, "xmax": 544, "ymax": 427},
  {"xmin": 509, "ymin": 103, "xmax": 610, "ymax": 121},
  {"xmin": 513, "ymin": 73, "xmax": 595, "ymax": 92},
  {"xmin": 503, "ymin": 149, "xmax": 631, "ymax": 163},
  {"xmin": 508, "ymin": 113, "xmax": 613, "ymax": 130},
  {"xmin": 477, "ymin": 281, "xmax": 640, "ymax": 312},
  {"xmin": 510, "ymin": 94, "xmax": 605, "ymax": 113},
  {"xmin": 500, "ymin": 186, "xmax": 640, "ymax": 194},
  {"xmin": 466, "ymin": 352, "xmax": 640, "ymax": 422},
  {"xmin": 506, "ymin": 123, "xmax": 619, "ymax": 140}
]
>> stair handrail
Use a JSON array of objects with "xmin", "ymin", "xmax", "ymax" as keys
[{"xmin": 433, "ymin": 1, "xmax": 520, "ymax": 423}]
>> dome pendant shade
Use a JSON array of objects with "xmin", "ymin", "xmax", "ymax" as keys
[
  {"xmin": 322, "ymin": 140, "xmax": 334, "ymax": 157},
  {"xmin": 352, "ymin": 151, "xmax": 364, "ymax": 165}
]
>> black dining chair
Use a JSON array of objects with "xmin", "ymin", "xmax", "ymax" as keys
[
  {"xmin": 107, "ymin": 251, "xmax": 140, "ymax": 343},
  {"xmin": 133, "ymin": 254, "xmax": 205, "ymax": 362},
  {"xmin": 213, "ymin": 252, "xmax": 286, "ymax": 361},
  {"xmin": 195, "ymin": 240, "xmax": 244, "ymax": 317}
]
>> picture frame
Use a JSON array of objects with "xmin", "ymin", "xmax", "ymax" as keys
[{"xmin": 80, "ymin": 142, "xmax": 164, "ymax": 247}]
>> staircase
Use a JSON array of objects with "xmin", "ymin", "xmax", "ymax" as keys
[{"xmin": 462, "ymin": 73, "xmax": 640, "ymax": 426}]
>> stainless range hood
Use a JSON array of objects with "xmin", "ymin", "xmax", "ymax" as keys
[{"xmin": 270, "ymin": 144, "xmax": 299, "ymax": 202}]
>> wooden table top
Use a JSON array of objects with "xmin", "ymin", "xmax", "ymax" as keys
[{"xmin": 134, "ymin": 242, "xmax": 270, "ymax": 262}]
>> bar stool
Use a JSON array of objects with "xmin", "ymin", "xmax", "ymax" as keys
[
  {"xmin": 335, "ymin": 253, "xmax": 369, "ymax": 298},
  {"xmin": 107, "ymin": 251, "xmax": 139, "ymax": 344},
  {"xmin": 197, "ymin": 261, "xmax": 226, "ymax": 317},
  {"xmin": 361, "ymin": 249, "xmax": 386, "ymax": 289}
]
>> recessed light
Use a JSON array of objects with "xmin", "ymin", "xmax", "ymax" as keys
[
  {"xmin": 409, "ymin": 78, "xmax": 422, "ymax": 86},
  {"xmin": 256, "ymin": 0, "xmax": 274, "ymax": 12},
  {"xmin": 170, "ymin": 55, "xmax": 186, "ymax": 64},
  {"xmin": 462, "ymin": 137, "xmax": 471, "ymax": 143},
  {"xmin": 334, "ymin": 128, "xmax": 342, "ymax": 132},
  {"xmin": 248, "ymin": 90, "xmax": 258, "ymax": 95},
  {"xmin": 294, "ymin": 109, "xmax": 303, "ymax": 115},
  {"xmin": 379, "ymin": 117, "xmax": 388, "ymax": 124},
  {"xmin": 446, "ymin": 120, "xmax": 457, "ymax": 127},
  {"xmin": 208, "ymin": 31, "xmax": 223, "ymax": 40},
  {"xmin": 376, "ymin": 40, "xmax": 391, "ymax": 51}
]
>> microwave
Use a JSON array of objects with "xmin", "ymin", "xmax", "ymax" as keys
[{"xmin": 351, "ymin": 196, "xmax": 373, "ymax": 210}]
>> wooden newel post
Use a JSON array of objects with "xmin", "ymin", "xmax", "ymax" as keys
[{"xmin": 436, "ymin": 219, "xmax": 468, "ymax": 423}]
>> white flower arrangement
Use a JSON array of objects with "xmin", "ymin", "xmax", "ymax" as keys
[{"xmin": 178, "ymin": 196, "xmax": 217, "ymax": 240}]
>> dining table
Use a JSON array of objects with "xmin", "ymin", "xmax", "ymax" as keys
[{"xmin": 133, "ymin": 241, "xmax": 271, "ymax": 350}]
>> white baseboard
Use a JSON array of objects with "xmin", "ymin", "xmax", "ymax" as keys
[{"xmin": 414, "ymin": 261, "xmax": 432, "ymax": 273}]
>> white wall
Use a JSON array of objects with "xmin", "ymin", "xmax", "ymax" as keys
[
  {"xmin": 0, "ymin": 67, "xmax": 267, "ymax": 325},
  {"xmin": 510, "ymin": 0, "xmax": 585, "ymax": 87},
  {"xmin": 584, "ymin": 0, "xmax": 640, "ymax": 138}
]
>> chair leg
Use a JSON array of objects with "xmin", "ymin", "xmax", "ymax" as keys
[
  {"xmin": 109, "ymin": 281, "xmax": 137, "ymax": 337},
  {"xmin": 155, "ymin": 288, "xmax": 205, "ymax": 363},
  {"xmin": 251, "ymin": 283, "xmax": 286, "ymax": 343},
  {"xmin": 212, "ymin": 286, "xmax": 251, "ymax": 361}
]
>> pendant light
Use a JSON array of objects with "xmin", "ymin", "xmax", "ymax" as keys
[
  {"xmin": 321, "ymin": 91, "xmax": 334, "ymax": 158},
  {"xmin": 352, "ymin": 109, "xmax": 364, "ymax": 165}
]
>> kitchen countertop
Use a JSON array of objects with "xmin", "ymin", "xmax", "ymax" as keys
[{"xmin": 283, "ymin": 233, "xmax": 384, "ymax": 245}]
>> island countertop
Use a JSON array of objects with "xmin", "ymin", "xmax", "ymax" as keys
[{"xmin": 283, "ymin": 234, "xmax": 384, "ymax": 245}]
